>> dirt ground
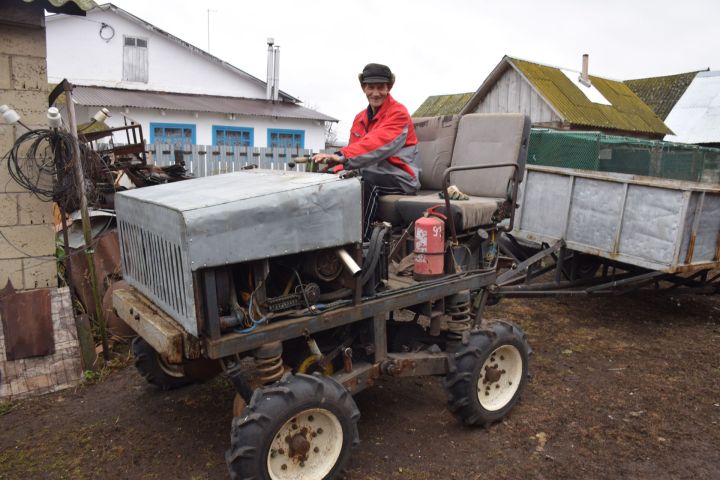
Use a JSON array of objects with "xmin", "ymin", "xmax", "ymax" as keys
[{"xmin": 1, "ymin": 292, "xmax": 719, "ymax": 480}]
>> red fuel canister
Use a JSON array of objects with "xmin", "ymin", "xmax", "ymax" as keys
[{"xmin": 413, "ymin": 213, "xmax": 445, "ymax": 280}]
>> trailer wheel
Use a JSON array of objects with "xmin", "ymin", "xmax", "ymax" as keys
[
  {"xmin": 227, "ymin": 373, "xmax": 360, "ymax": 480},
  {"xmin": 132, "ymin": 337, "xmax": 194, "ymax": 390},
  {"xmin": 444, "ymin": 320, "xmax": 530, "ymax": 426}
]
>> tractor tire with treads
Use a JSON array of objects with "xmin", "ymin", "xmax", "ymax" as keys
[
  {"xmin": 226, "ymin": 373, "xmax": 360, "ymax": 480},
  {"xmin": 444, "ymin": 320, "xmax": 531, "ymax": 426}
]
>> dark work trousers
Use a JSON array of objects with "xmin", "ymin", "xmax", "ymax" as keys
[{"xmin": 362, "ymin": 180, "xmax": 406, "ymax": 241}]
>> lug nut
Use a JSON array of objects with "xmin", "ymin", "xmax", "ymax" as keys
[
  {"xmin": 314, "ymin": 447, "xmax": 319, "ymax": 453},
  {"xmin": 500, "ymin": 355, "xmax": 505, "ymax": 360},
  {"xmin": 509, "ymin": 381, "xmax": 513, "ymax": 385},
  {"xmin": 317, "ymin": 428, "xmax": 323, "ymax": 434},
  {"xmin": 271, "ymin": 450, "xmax": 277, "ymax": 458},
  {"xmin": 281, "ymin": 464, "xmax": 287, "ymax": 470},
  {"xmin": 308, "ymin": 415, "xmax": 314, "ymax": 422},
  {"xmin": 278, "ymin": 448, "xmax": 285, "ymax": 455}
]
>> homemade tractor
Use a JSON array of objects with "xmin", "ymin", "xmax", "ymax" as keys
[{"xmin": 113, "ymin": 113, "xmax": 532, "ymax": 479}]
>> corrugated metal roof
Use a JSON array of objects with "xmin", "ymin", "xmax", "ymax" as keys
[
  {"xmin": 70, "ymin": 85, "xmax": 338, "ymax": 122},
  {"xmin": 664, "ymin": 71, "xmax": 720, "ymax": 144},
  {"xmin": 23, "ymin": 0, "xmax": 96, "ymax": 14},
  {"xmin": 413, "ymin": 92, "xmax": 474, "ymax": 117},
  {"xmin": 625, "ymin": 71, "xmax": 701, "ymax": 120},
  {"xmin": 509, "ymin": 57, "xmax": 672, "ymax": 136}
]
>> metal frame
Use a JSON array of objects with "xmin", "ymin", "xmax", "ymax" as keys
[
  {"xmin": 203, "ymin": 270, "xmax": 496, "ymax": 359},
  {"xmin": 495, "ymin": 238, "xmax": 720, "ymax": 299}
]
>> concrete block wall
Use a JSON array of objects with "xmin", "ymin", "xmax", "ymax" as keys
[{"xmin": 0, "ymin": 4, "xmax": 57, "ymax": 291}]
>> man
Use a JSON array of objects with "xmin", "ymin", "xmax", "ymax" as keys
[{"xmin": 313, "ymin": 63, "xmax": 420, "ymax": 239}]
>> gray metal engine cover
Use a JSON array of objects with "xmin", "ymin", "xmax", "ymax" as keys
[{"xmin": 115, "ymin": 169, "xmax": 362, "ymax": 336}]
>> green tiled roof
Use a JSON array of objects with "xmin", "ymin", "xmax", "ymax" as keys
[
  {"xmin": 625, "ymin": 71, "xmax": 701, "ymax": 120},
  {"xmin": 413, "ymin": 92, "xmax": 474, "ymax": 117},
  {"xmin": 23, "ymin": 0, "xmax": 97, "ymax": 13},
  {"xmin": 509, "ymin": 58, "xmax": 672, "ymax": 136}
]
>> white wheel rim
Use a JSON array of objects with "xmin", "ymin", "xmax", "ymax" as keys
[
  {"xmin": 267, "ymin": 407, "xmax": 343, "ymax": 480},
  {"xmin": 158, "ymin": 356, "xmax": 185, "ymax": 378},
  {"xmin": 477, "ymin": 344, "xmax": 523, "ymax": 411}
]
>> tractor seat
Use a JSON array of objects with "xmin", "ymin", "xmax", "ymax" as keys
[{"xmin": 377, "ymin": 113, "xmax": 530, "ymax": 231}]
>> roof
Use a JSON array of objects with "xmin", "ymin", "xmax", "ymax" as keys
[
  {"xmin": 625, "ymin": 71, "xmax": 703, "ymax": 120},
  {"xmin": 69, "ymin": 85, "xmax": 338, "ymax": 122},
  {"xmin": 413, "ymin": 92, "xmax": 473, "ymax": 117},
  {"xmin": 47, "ymin": 3, "xmax": 300, "ymax": 103},
  {"xmin": 663, "ymin": 71, "xmax": 720, "ymax": 144},
  {"xmin": 463, "ymin": 56, "xmax": 672, "ymax": 136}
]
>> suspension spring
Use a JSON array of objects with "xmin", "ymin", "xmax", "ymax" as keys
[
  {"xmin": 255, "ymin": 352, "xmax": 284, "ymax": 384},
  {"xmin": 446, "ymin": 293, "xmax": 472, "ymax": 341}
]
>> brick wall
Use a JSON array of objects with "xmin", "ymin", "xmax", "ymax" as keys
[{"xmin": 0, "ymin": 2, "xmax": 57, "ymax": 291}]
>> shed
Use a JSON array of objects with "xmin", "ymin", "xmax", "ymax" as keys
[{"xmin": 414, "ymin": 56, "xmax": 672, "ymax": 140}]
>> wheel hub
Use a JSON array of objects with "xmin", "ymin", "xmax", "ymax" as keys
[{"xmin": 288, "ymin": 430, "xmax": 311, "ymax": 460}]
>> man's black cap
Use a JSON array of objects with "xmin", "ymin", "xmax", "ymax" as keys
[{"xmin": 358, "ymin": 63, "xmax": 395, "ymax": 85}]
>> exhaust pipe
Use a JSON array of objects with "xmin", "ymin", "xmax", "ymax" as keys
[{"xmin": 336, "ymin": 248, "xmax": 361, "ymax": 278}]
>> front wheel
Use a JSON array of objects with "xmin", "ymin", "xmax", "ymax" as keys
[
  {"xmin": 132, "ymin": 337, "xmax": 194, "ymax": 390},
  {"xmin": 226, "ymin": 373, "xmax": 360, "ymax": 480},
  {"xmin": 444, "ymin": 320, "xmax": 531, "ymax": 426}
]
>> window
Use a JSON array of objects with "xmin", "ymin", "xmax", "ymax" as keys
[
  {"xmin": 123, "ymin": 36, "xmax": 148, "ymax": 83},
  {"xmin": 268, "ymin": 129, "xmax": 304, "ymax": 148},
  {"xmin": 213, "ymin": 126, "xmax": 254, "ymax": 146},
  {"xmin": 150, "ymin": 123, "xmax": 196, "ymax": 146}
]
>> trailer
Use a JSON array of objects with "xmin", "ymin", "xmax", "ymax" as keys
[{"xmin": 496, "ymin": 165, "xmax": 720, "ymax": 298}]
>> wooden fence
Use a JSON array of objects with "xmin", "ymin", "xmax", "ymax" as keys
[{"xmin": 148, "ymin": 144, "xmax": 326, "ymax": 177}]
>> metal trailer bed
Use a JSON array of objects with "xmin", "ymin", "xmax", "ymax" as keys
[{"xmin": 495, "ymin": 165, "xmax": 720, "ymax": 298}]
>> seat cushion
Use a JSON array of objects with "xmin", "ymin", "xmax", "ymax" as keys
[
  {"xmin": 413, "ymin": 115, "xmax": 460, "ymax": 190},
  {"xmin": 450, "ymin": 113, "xmax": 530, "ymax": 198},
  {"xmin": 395, "ymin": 193, "xmax": 504, "ymax": 230}
]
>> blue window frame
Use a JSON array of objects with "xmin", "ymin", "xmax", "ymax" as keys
[
  {"xmin": 149, "ymin": 122, "xmax": 196, "ymax": 145},
  {"xmin": 212, "ymin": 126, "xmax": 254, "ymax": 146},
  {"xmin": 268, "ymin": 128, "xmax": 304, "ymax": 148}
]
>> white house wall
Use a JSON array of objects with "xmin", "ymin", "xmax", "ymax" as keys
[
  {"xmin": 46, "ymin": 10, "xmax": 267, "ymax": 98},
  {"xmin": 473, "ymin": 68, "xmax": 561, "ymax": 124},
  {"xmin": 74, "ymin": 106, "xmax": 326, "ymax": 150}
]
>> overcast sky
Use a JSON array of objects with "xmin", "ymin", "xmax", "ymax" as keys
[{"xmin": 106, "ymin": 0, "xmax": 719, "ymax": 142}]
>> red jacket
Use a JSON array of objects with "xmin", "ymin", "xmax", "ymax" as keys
[{"xmin": 340, "ymin": 94, "xmax": 420, "ymax": 193}]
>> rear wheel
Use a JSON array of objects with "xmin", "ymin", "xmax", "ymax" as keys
[
  {"xmin": 444, "ymin": 320, "xmax": 530, "ymax": 426},
  {"xmin": 227, "ymin": 373, "xmax": 360, "ymax": 480}
]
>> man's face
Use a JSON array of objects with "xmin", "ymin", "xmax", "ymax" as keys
[{"xmin": 362, "ymin": 83, "xmax": 390, "ymax": 111}]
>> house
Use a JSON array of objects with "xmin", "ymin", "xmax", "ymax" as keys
[
  {"xmin": 414, "ymin": 55, "xmax": 672, "ymax": 140},
  {"xmin": 45, "ymin": 3, "xmax": 336, "ymax": 150},
  {"xmin": 627, "ymin": 70, "xmax": 720, "ymax": 147}
]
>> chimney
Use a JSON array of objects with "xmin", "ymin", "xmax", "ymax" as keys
[
  {"xmin": 272, "ymin": 46, "xmax": 280, "ymax": 102},
  {"xmin": 266, "ymin": 38, "xmax": 275, "ymax": 100},
  {"xmin": 578, "ymin": 53, "xmax": 591, "ymax": 88}
]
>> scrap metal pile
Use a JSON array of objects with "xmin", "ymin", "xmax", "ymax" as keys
[{"xmin": 80, "ymin": 123, "xmax": 192, "ymax": 210}]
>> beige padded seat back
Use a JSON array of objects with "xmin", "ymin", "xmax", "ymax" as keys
[
  {"xmin": 413, "ymin": 115, "xmax": 460, "ymax": 190},
  {"xmin": 450, "ymin": 113, "xmax": 530, "ymax": 198}
]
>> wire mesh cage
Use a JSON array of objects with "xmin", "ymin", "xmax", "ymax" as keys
[{"xmin": 527, "ymin": 129, "xmax": 720, "ymax": 183}]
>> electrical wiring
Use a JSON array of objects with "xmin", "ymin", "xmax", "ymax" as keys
[{"xmin": 3, "ymin": 128, "xmax": 76, "ymax": 204}]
